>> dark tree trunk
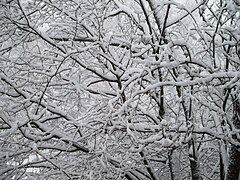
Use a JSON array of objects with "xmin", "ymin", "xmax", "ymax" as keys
[
  {"xmin": 226, "ymin": 146, "xmax": 240, "ymax": 180},
  {"xmin": 189, "ymin": 139, "xmax": 202, "ymax": 180},
  {"xmin": 190, "ymin": 158, "xmax": 201, "ymax": 180},
  {"xmin": 168, "ymin": 150, "xmax": 175, "ymax": 180},
  {"xmin": 220, "ymin": 151, "xmax": 225, "ymax": 180},
  {"xmin": 226, "ymin": 98, "xmax": 240, "ymax": 180}
]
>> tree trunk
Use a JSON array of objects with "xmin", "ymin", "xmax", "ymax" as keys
[
  {"xmin": 225, "ymin": 98, "xmax": 240, "ymax": 180},
  {"xmin": 226, "ymin": 146, "xmax": 240, "ymax": 180},
  {"xmin": 220, "ymin": 151, "xmax": 225, "ymax": 180},
  {"xmin": 189, "ymin": 158, "xmax": 201, "ymax": 180},
  {"xmin": 168, "ymin": 150, "xmax": 175, "ymax": 180},
  {"xmin": 189, "ymin": 139, "xmax": 202, "ymax": 180}
]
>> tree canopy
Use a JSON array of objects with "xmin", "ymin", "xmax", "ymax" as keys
[{"xmin": 0, "ymin": 0, "xmax": 240, "ymax": 179}]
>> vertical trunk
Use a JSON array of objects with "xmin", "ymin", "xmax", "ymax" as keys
[
  {"xmin": 225, "ymin": 98, "xmax": 240, "ymax": 180},
  {"xmin": 158, "ymin": 71, "xmax": 165, "ymax": 118},
  {"xmin": 168, "ymin": 149, "xmax": 181, "ymax": 180},
  {"xmin": 226, "ymin": 146, "xmax": 240, "ymax": 180},
  {"xmin": 220, "ymin": 151, "xmax": 225, "ymax": 180},
  {"xmin": 219, "ymin": 141, "xmax": 228, "ymax": 180},
  {"xmin": 189, "ymin": 139, "xmax": 201, "ymax": 180},
  {"xmin": 189, "ymin": 158, "xmax": 201, "ymax": 180},
  {"xmin": 168, "ymin": 150, "xmax": 175, "ymax": 180}
]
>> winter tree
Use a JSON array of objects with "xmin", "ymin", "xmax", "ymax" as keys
[{"xmin": 0, "ymin": 0, "xmax": 240, "ymax": 179}]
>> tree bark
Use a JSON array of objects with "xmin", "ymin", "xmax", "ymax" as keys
[
  {"xmin": 220, "ymin": 151, "xmax": 225, "ymax": 180},
  {"xmin": 189, "ymin": 139, "xmax": 202, "ymax": 180},
  {"xmin": 226, "ymin": 146, "xmax": 240, "ymax": 180},
  {"xmin": 168, "ymin": 150, "xmax": 175, "ymax": 180},
  {"xmin": 189, "ymin": 157, "xmax": 201, "ymax": 180},
  {"xmin": 225, "ymin": 98, "xmax": 240, "ymax": 180}
]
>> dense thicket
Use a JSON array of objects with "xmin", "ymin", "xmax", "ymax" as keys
[{"xmin": 0, "ymin": 0, "xmax": 240, "ymax": 179}]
